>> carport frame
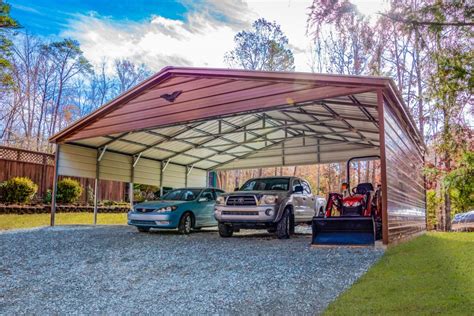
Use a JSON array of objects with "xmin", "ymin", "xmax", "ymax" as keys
[{"xmin": 49, "ymin": 67, "xmax": 426, "ymax": 245}]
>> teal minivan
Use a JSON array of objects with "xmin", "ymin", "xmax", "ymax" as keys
[{"xmin": 128, "ymin": 187, "xmax": 225, "ymax": 234}]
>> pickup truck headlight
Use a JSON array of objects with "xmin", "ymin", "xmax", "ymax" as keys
[
  {"xmin": 216, "ymin": 196, "xmax": 226, "ymax": 205},
  {"xmin": 261, "ymin": 195, "xmax": 277, "ymax": 205},
  {"xmin": 156, "ymin": 205, "xmax": 177, "ymax": 213}
]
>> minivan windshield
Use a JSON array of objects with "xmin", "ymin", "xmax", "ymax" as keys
[
  {"xmin": 161, "ymin": 189, "xmax": 202, "ymax": 201},
  {"xmin": 240, "ymin": 178, "xmax": 290, "ymax": 191}
]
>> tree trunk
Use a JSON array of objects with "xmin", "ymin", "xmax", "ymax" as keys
[{"xmin": 414, "ymin": 30, "xmax": 424, "ymax": 135}]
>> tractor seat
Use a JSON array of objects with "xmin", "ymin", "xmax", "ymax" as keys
[{"xmin": 355, "ymin": 183, "xmax": 374, "ymax": 195}]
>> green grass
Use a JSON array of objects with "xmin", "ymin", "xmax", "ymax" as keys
[
  {"xmin": 0, "ymin": 213, "xmax": 127, "ymax": 230},
  {"xmin": 325, "ymin": 232, "xmax": 474, "ymax": 316}
]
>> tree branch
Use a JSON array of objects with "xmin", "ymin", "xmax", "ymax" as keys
[{"xmin": 380, "ymin": 13, "xmax": 474, "ymax": 27}]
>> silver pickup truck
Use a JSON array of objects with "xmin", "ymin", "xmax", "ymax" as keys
[{"xmin": 214, "ymin": 176, "xmax": 326, "ymax": 239}]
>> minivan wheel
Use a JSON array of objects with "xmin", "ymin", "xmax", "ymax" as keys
[
  {"xmin": 178, "ymin": 213, "xmax": 193, "ymax": 235},
  {"xmin": 276, "ymin": 209, "xmax": 290, "ymax": 239},
  {"xmin": 218, "ymin": 223, "xmax": 233, "ymax": 237},
  {"xmin": 137, "ymin": 226, "xmax": 150, "ymax": 233}
]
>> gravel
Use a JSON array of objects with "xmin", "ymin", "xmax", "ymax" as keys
[{"xmin": 0, "ymin": 225, "xmax": 384, "ymax": 315}]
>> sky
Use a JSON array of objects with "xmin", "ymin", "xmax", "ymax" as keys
[{"xmin": 10, "ymin": 0, "xmax": 390, "ymax": 72}]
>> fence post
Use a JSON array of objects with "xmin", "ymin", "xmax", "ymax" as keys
[{"xmin": 41, "ymin": 154, "xmax": 47, "ymax": 197}]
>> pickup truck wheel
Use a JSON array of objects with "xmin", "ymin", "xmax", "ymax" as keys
[
  {"xmin": 289, "ymin": 212, "xmax": 295, "ymax": 235},
  {"xmin": 218, "ymin": 223, "xmax": 233, "ymax": 237},
  {"xmin": 276, "ymin": 209, "xmax": 290, "ymax": 239},
  {"xmin": 178, "ymin": 212, "xmax": 193, "ymax": 235},
  {"xmin": 137, "ymin": 226, "xmax": 150, "ymax": 233}
]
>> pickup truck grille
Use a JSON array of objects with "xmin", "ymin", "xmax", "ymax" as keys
[
  {"xmin": 226, "ymin": 196, "xmax": 257, "ymax": 206},
  {"xmin": 222, "ymin": 211, "xmax": 259, "ymax": 216}
]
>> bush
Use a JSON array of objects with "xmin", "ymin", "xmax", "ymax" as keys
[
  {"xmin": 0, "ymin": 177, "xmax": 38, "ymax": 203},
  {"xmin": 426, "ymin": 189, "xmax": 440, "ymax": 230},
  {"xmin": 57, "ymin": 178, "xmax": 83, "ymax": 204},
  {"xmin": 44, "ymin": 189, "xmax": 52, "ymax": 204}
]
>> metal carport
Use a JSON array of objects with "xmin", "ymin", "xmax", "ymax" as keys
[{"xmin": 49, "ymin": 67, "xmax": 426, "ymax": 245}]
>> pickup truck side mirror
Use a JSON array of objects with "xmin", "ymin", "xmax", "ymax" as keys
[{"xmin": 293, "ymin": 185, "xmax": 304, "ymax": 193}]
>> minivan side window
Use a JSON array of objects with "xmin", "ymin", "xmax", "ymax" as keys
[{"xmin": 302, "ymin": 181, "xmax": 312, "ymax": 194}]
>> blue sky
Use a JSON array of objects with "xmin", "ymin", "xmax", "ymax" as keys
[
  {"xmin": 9, "ymin": 0, "xmax": 388, "ymax": 72},
  {"xmin": 11, "ymin": 0, "xmax": 188, "ymax": 35}
]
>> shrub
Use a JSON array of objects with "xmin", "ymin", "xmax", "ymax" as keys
[
  {"xmin": 57, "ymin": 178, "xmax": 83, "ymax": 204},
  {"xmin": 0, "ymin": 177, "xmax": 38, "ymax": 203},
  {"xmin": 44, "ymin": 189, "xmax": 52, "ymax": 204}
]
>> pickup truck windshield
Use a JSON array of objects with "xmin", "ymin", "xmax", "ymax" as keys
[{"xmin": 240, "ymin": 178, "xmax": 290, "ymax": 191}]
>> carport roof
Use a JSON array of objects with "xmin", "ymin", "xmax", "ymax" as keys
[{"xmin": 50, "ymin": 67, "xmax": 424, "ymax": 170}]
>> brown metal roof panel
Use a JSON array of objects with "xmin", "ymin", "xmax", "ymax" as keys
[
  {"xmin": 127, "ymin": 77, "xmax": 232, "ymax": 105},
  {"xmin": 79, "ymin": 82, "xmax": 313, "ymax": 132},
  {"xmin": 116, "ymin": 79, "xmax": 273, "ymax": 117},
  {"xmin": 49, "ymin": 67, "xmax": 399, "ymax": 144},
  {"xmin": 65, "ymin": 85, "xmax": 375, "ymax": 141}
]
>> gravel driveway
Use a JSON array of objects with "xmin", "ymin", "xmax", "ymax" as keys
[{"xmin": 0, "ymin": 226, "xmax": 383, "ymax": 315}]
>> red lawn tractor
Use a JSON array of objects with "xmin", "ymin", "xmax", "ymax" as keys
[{"xmin": 312, "ymin": 156, "xmax": 383, "ymax": 245}]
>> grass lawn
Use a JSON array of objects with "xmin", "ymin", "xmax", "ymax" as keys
[
  {"xmin": 325, "ymin": 232, "xmax": 474, "ymax": 315},
  {"xmin": 0, "ymin": 213, "xmax": 127, "ymax": 230}
]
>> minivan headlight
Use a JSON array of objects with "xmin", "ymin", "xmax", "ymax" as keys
[
  {"xmin": 156, "ymin": 205, "xmax": 177, "ymax": 213},
  {"xmin": 261, "ymin": 195, "xmax": 277, "ymax": 205},
  {"xmin": 216, "ymin": 196, "xmax": 226, "ymax": 205}
]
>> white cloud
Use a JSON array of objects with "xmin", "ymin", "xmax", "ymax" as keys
[{"xmin": 62, "ymin": 0, "xmax": 389, "ymax": 73}]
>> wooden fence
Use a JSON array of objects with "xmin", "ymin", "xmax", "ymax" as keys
[{"xmin": 0, "ymin": 146, "xmax": 127, "ymax": 203}]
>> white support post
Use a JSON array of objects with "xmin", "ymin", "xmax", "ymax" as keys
[
  {"xmin": 93, "ymin": 147, "xmax": 105, "ymax": 225},
  {"xmin": 130, "ymin": 155, "xmax": 138, "ymax": 210},
  {"xmin": 160, "ymin": 161, "xmax": 165, "ymax": 196},
  {"xmin": 50, "ymin": 144, "xmax": 60, "ymax": 226},
  {"xmin": 316, "ymin": 139, "xmax": 321, "ymax": 195},
  {"xmin": 93, "ymin": 178, "xmax": 98, "ymax": 225}
]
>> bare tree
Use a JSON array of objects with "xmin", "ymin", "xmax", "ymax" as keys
[
  {"xmin": 114, "ymin": 59, "xmax": 151, "ymax": 94},
  {"xmin": 42, "ymin": 39, "xmax": 91, "ymax": 136},
  {"xmin": 225, "ymin": 18, "xmax": 295, "ymax": 71}
]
